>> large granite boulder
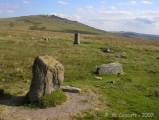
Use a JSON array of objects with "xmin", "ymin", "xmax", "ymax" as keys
[
  {"xmin": 28, "ymin": 56, "xmax": 64, "ymax": 103},
  {"xmin": 96, "ymin": 62, "xmax": 123, "ymax": 75}
]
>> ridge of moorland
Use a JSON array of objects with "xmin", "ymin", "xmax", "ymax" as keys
[{"xmin": 0, "ymin": 14, "xmax": 108, "ymax": 35}]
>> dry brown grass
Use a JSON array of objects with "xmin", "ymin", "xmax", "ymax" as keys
[
  {"xmin": 81, "ymin": 34, "xmax": 159, "ymax": 51},
  {"xmin": 1, "ymin": 28, "xmax": 159, "ymax": 52}
]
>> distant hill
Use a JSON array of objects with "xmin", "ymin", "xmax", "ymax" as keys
[
  {"xmin": 114, "ymin": 31, "xmax": 159, "ymax": 40},
  {"xmin": 0, "ymin": 15, "xmax": 107, "ymax": 35},
  {"xmin": 0, "ymin": 15, "xmax": 158, "ymax": 39}
]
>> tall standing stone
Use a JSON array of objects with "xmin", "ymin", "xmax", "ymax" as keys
[
  {"xmin": 28, "ymin": 56, "xmax": 64, "ymax": 103},
  {"xmin": 74, "ymin": 33, "xmax": 80, "ymax": 44}
]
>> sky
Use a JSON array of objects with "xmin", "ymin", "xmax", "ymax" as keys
[{"xmin": 0, "ymin": 0, "xmax": 159, "ymax": 35}]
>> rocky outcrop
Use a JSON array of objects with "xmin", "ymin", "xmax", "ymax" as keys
[
  {"xmin": 96, "ymin": 62, "xmax": 123, "ymax": 75},
  {"xmin": 28, "ymin": 56, "xmax": 64, "ymax": 103}
]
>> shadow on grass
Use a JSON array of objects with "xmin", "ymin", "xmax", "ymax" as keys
[{"xmin": 0, "ymin": 90, "xmax": 25, "ymax": 107}]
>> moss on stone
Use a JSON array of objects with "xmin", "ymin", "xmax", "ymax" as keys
[{"xmin": 39, "ymin": 56, "xmax": 57, "ymax": 68}]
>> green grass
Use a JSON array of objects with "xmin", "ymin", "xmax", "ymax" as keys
[
  {"xmin": 21, "ymin": 89, "xmax": 67, "ymax": 109},
  {"xmin": 38, "ymin": 89, "xmax": 67, "ymax": 108},
  {"xmin": 0, "ymin": 28, "xmax": 159, "ymax": 119}
]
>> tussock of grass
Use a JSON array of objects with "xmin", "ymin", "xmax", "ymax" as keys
[
  {"xmin": 38, "ymin": 89, "xmax": 67, "ymax": 108},
  {"xmin": 22, "ymin": 89, "xmax": 67, "ymax": 109}
]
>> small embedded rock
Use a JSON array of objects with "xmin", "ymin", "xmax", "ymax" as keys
[
  {"xmin": 100, "ymin": 48, "xmax": 114, "ymax": 53},
  {"xmin": 95, "ymin": 76, "xmax": 102, "ymax": 80},
  {"xmin": 23, "ymin": 80, "xmax": 30, "ymax": 83},
  {"xmin": 61, "ymin": 86, "xmax": 81, "ymax": 93},
  {"xmin": 30, "ymin": 37, "xmax": 34, "ymax": 40},
  {"xmin": 107, "ymin": 80, "xmax": 115, "ymax": 84},
  {"xmin": 96, "ymin": 85, "xmax": 100, "ymax": 87}
]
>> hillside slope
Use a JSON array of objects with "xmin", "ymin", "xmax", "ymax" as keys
[{"xmin": 0, "ymin": 15, "xmax": 107, "ymax": 35}]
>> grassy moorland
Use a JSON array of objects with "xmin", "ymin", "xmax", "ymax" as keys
[{"xmin": 0, "ymin": 28, "xmax": 159, "ymax": 120}]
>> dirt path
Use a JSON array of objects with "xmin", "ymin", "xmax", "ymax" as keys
[{"xmin": 0, "ymin": 92, "xmax": 98, "ymax": 120}]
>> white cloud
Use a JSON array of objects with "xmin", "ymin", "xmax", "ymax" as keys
[
  {"xmin": 6, "ymin": 10, "xmax": 14, "ymax": 13},
  {"xmin": 109, "ymin": 6, "xmax": 116, "ymax": 10},
  {"xmin": 75, "ymin": 5, "xmax": 159, "ymax": 34},
  {"xmin": 100, "ymin": 6, "xmax": 106, "ymax": 10},
  {"xmin": 140, "ymin": 1, "xmax": 152, "ymax": 4},
  {"xmin": 52, "ymin": 5, "xmax": 159, "ymax": 34},
  {"xmin": 58, "ymin": 1, "xmax": 68, "ymax": 5},
  {"xmin": 97, "ymin": 10, "xmax": 131, "ymax": 15},
  {"xmin": 23, "ymin": 0, "xmax": 31, "ymax": 4},
  {"xmin": 51, "ymin": 13, "xmax": 81, "ymax": 21},
  {"xmin": 128, "ymin": 1, "xmax": 137, "ymax": 5},
  {"xmin": 0, "ymin": 10, "xmax": 3, "ymax": 14},
  {"xmin": 76, "ymin": 8, "xmax": 84, "ymax": 13},
  {"xmin": 119, "ymin": 1, "xmax": 152, "ymax": 6},
  {"xmin": 0, "ymin": 3, "xmax": 7, "ymax": 7},
  {"xmin": 86, "ymin": 6, "xmax": 93, "ymax": 9},
  {"xmin": 76, "ymin": 7, "xmax": 96, "ymax": 14},
  {"xmin": 0, "ymin": 3, "xmax": 20, "ymax": 8},
  {"xmin": 118, "ymin": 1, "xmax": 137, "ymax": 5},
  {"xmin": 101, "ymin": 1, "xmax": 106, "ymax": 4}
]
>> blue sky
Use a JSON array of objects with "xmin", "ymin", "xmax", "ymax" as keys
[{"xmin": 0, "ymin": 0, "xmax": 159, "ymax": 35}]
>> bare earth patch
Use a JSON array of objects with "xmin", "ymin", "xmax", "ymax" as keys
[{"xmin": 0, "ymin": 91, "xmax": 101, "ymax": 120}]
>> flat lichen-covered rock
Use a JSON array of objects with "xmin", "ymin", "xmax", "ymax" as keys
[
  {"xmin": 96, "ymin": 62, "xmax": 123, "ymax": 75},
  {"xmin": 28, "ymin": 56, "xmax": 64, "ymax": 103}
]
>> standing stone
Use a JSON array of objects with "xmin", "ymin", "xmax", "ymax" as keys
[
  {"xmin": 96, "ymin": 62, "xmax": 123, "ymax": 75},
  {"xmin": 74, "ymin": 33, "xmax": 80, "ymax": 44},
  {"xmin": 28, "ymin": 55, "xmax": 64, "ymax": 103}
]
